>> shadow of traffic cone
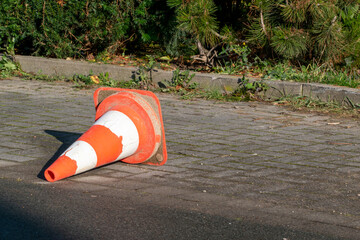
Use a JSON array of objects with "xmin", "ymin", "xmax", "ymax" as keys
[{"xmin": 44, "ymin": 87, "xmax": 167, "ymax": 182}]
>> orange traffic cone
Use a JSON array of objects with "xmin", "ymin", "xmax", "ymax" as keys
[{"xmin": 44, "ymin": 87, "xmax": 167, "ymax": 182}]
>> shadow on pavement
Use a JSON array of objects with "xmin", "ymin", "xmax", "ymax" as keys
[
  {"xmin": 0, "ymin": 177, "xmax": 347, "ymax": 240},
  {"xmin": 0, "ymin": 179, "xmax": 69, "ymax": 240},
  {"xmin": 0, "ymin": 200, "xmax": 61, "ymax": 240},
  {"xmin": 37, "ymin": 130, "xmax": 81, "ymax": 180}
]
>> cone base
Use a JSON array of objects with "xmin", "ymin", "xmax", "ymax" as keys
[{"xmin": 94, "ymin": 87, "xmax": 167, "ymax": 165}]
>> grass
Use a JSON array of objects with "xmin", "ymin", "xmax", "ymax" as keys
[
  {"xmin": 274, "ymin": 96, "xmax": 360, "ymax": 119},
  {"xmin": 2, "ymin": 53, "xmax": 360, "ymax": 118},
  {"xmin": 61, "ymin": 50, "xmax": 360, "ymax": 89},
  {"xmin": 0, "ymin": 55, "xmax": 19, "ymax": 78},
  {"xmin": 7, "ymin": 58, "xmax": 266, "ymax": 103},
  {"xmin": 210, "ymin": 51, "xmax": 360, "ymax": 89},
  {"xmin": 255, "ymin": 61, "xmax": 360, "ymax": 89}
]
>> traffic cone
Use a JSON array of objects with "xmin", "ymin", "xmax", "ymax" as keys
[{"xmin": 44, "ymin": 87, "xmax": 167, "ymax": 182}]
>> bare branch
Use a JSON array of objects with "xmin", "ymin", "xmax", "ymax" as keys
[
  {"xmin": 210, "ymin": 30, "xmax": 227, "ymax": 40},
  {"xmin": 260, "ymin": 9, "xmax": 270, "ymax": 41},
  {"xmin": 196, "ymin": 40, "xmax": 208, "ymax": 56}
]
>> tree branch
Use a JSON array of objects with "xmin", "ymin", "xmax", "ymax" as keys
[
  {"xmin": 196, "ymin": 40, "xmax": 208, "ymax": 56},
  {"xmin": 210, "ymin": 30, "xmax": 227, "ymax": 40},
  {"xmin": 260, "ymin": 9, "xmax": 270, "ymax": 41}
]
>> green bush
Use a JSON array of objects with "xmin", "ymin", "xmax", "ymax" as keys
[
  {"xmin": 248, "ymin": 0, "xmax": 360, "ymax": 67},
  {"xmin": 1, "ymin": 0, "xmax": 359, "ymax": 70},
  {"xmin": 0, "ymin": 0, "xmax": 160, "ymax": 58}
]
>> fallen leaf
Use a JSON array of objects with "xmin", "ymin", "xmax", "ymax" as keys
[
  {"xmin": 327, "ymin": 141, "xmax": 352, "ymax": 145},
  {"xmin": 90, "ymin": 75, "xmax": 100, "ymax": 84},
  {"xmin": 327, "ymin": 122, "xmax": 340, "ymax": 125},
  {"xmin": 273, "ymin": 102, "xmax": 288, "ymax": 106},
  {"xmin": 159, "ymin": 56, "xmax": 171, "ymax": 61}
]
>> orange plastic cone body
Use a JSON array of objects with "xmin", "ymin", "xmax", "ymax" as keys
[{"xmin": 44, "ymin": 88, "xmax": 167, "ymax": 182}]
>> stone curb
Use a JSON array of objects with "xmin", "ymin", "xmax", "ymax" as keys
[{"xmin": 15, "ymin": 55, "xmax": 360, "ymax": 106}]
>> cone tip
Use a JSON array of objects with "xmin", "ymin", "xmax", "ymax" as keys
[
  {"xmin": 44, "ymin": 155, "xmax": 77, "ymax": 182},
  {"xmin": 44, "ymin": 169, "xmax": 56, "ymax": 182}
]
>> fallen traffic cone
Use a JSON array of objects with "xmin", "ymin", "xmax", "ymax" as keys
[{"xmin": 44, "ymin": 87, "xmax": 167, "ymax": 182}]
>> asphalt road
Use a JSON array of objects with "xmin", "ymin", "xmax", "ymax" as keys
[
  {"xmin": 0, "ymin": 178, "xmax": 346, "ymax": 240},
  {"xmin": 1, "ymin": 79, "xmax": 360, "ymax": 239}
]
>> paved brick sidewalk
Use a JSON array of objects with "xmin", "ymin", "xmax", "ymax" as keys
[{"xmin": 1, "ymin": 79, "xmax": 360, "ymax": 238}]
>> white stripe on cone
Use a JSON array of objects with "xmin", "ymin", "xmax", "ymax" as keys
[
  {"xmin": 60, "ymin": 110, "xmax": 140, "ymax": 174},
  {"xmin": 94, "ymin": 110, "xmax": 139, "ymax": 160},
  {"xmin": 61, "ymin": 140, "xmax": 97, "ymax": 174}
]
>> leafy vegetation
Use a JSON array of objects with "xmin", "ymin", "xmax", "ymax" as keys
[
  {"xmin": 261, "ymin": 62, "xmax": 360, "ymax": 88},
  {"xmin": 0, "ymin": 0, "xmax": 160, "ymax": 58},
  {"xmin": 274, "ymin": 95, "xmax": 360, "ymax": 119},
  {"xmin": 2, "ymin": 53, "xmax": 360, "ymax": 118},
  {"xmin": 0, "ymin": 55, "xmax": 18, "ymax": 78},
  {"xmin": 223, "ymin": 77, "xmax": 268, "ymax": 101},
  {"xmin": 1, "ymin": 0, "xmax": 360, "ymax": 93},
  {"xmin": 134, "ymin": 55, "xmax": 159, "ymax": 90},
  {"xmin": 162, "ymin": 69, "xmax": 197, "ymax": 92},
  {"xmin": 248, "ymin": 0, "xmax": 360, "ymax": 66},
  {"xmin": 1, "ymin": 0, "xmax": 359, "ymax": 67},
  {"xmin": 0, "ymin": 54, "xmax": 268, "ymax": 103}
]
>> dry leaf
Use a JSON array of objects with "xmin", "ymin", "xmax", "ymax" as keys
[
  {"xmin": 90, "ymin": 75, "xmax": 100, "ymax": 84},
  {"xmin": 327, "ymin": 122, "xmax": 340, "ymax": 125},
  {"xmin": 327, "ymin": 141, "xmax": 352, "ymax": 145}
]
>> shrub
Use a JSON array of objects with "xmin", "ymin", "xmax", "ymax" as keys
[
  {"xmin": 0, "ymin": 0, "xmax": 159, "ymax": 58},
  {"xmin": 248, "ymin": 0, "xmax": 360, "ymax": 67}
]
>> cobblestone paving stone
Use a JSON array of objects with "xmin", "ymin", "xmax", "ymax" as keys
[{"xmin": 1, "ymin": 79, "xmax": 360, "ymax": 237}]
